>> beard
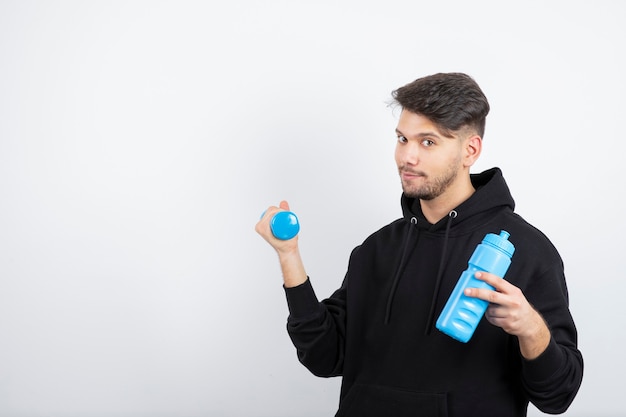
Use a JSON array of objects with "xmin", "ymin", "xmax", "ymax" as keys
[{"xmin": 399, "ymin": 159, "xmax": 461, "ymax": 201}]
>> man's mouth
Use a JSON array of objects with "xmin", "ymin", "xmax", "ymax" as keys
[{"xmin": 400, "ymin": 169, "xmax": 425, "ymax": 180}]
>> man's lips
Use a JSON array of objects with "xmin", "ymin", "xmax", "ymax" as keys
[{"xmin": 400, "ymin": 170, "xmax": 425, "ymax": 180}]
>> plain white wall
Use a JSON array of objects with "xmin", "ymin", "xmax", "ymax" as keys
[{"xmin": 0, "ymin": 1, "xmax": 624, "ymax": 416}]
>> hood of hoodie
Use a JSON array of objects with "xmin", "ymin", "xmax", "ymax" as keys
[
  {"xmin": 384, "ymin": 167, "xmax": 516, "ymax": 331},
  {"xmin": 400, "ymin": 167, "xmax": 515, "ymax": 232}
]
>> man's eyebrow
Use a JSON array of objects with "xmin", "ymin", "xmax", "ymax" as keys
[{"xmin": 395, "ymin": 128, "xmax": 441, "ymax": 138}]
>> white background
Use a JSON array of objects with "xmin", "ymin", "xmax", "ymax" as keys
[{"xmin": 1, "ymin": 1, "xmax": 624, "ymax": 416}]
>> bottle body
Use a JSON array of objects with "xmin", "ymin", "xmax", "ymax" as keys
[{"xmin": 436, "ymin": 230, "xmax": 514, "ymax": 343}]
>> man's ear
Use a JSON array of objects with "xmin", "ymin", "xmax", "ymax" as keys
[{"xmin": 464, "ymin": 134, "xmax": 482, "ymax": 167}]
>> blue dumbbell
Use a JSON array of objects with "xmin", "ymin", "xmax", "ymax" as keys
[{"xmin": 261, "ymin": 210, "xmax": 300, "ymax": 240}]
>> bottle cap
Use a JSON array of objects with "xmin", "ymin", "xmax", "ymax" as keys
[{"xmin": 483, "ymin": 230, "xmax": 515, "ymax": 257}]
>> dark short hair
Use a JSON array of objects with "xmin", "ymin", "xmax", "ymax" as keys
[{"xmin": 391, "ymin": 73, "xmax": 490, "ymax": 138}]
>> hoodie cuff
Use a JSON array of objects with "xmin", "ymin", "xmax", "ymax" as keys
[
  {"xmin": 284, "ymin": 277, "xmax": 321, "ymax": 319},
  {"xmin": 521, "ymin": 337, "xmax": 565, "ymax": 382}
]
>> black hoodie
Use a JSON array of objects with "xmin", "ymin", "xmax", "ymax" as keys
[{"xmin": 284, "ymin": 168, "xmax": 583, "ymax": 417}]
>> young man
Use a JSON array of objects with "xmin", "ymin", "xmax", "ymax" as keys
[{"xmin": 256, "ymin": 73, "xmax": 583, "ymax": 417}]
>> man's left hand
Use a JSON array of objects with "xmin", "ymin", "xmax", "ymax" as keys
[{"xmin": 465, "ymin": 272, "xmax": 551, "ymax": 359}]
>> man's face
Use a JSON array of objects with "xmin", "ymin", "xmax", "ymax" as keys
[{"xmin": 394, "ymin": 110, "xmax": 465, "ymax": 201}]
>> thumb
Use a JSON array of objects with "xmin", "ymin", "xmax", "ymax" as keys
[{"xmin": 279, "ymin": 200, "xmax": 290, "ymax": 211}]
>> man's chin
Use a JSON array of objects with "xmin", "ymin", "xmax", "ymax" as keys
[{"xmin": 402, "ymin": 185, "xmax": 436, "ymax": 201}]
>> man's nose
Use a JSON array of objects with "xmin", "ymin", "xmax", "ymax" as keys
[{"xmin": 399, "ymin": 142, "xmax": 420, "ymax": 165}]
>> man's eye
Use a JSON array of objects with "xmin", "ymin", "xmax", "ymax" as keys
[
  {"xmin": 397, "ymin": 135, "xmax": 407, "ymax": 143},
  {"xmin": 422, "ymin": 139, "xmax": 434, "ymax": 147}
]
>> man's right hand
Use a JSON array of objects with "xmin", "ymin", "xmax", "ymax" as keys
[{"xmin": 256, "ymin": 200, "xmax": 307, "ymax": 287}]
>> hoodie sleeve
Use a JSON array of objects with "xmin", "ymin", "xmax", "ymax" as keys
[
  {"xmin": 284, "ymin": 277, "xmax": 347, "ymax": 378},
  {"xmin": 520, "ymin": 263, "xmax": 584, "ymax": 414}
]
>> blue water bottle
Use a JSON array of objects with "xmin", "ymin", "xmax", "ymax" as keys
[
  {"xmin": 262, "ymin": 210, "xmax": 300, "ymax": 240},
  {"xmin": 436, "ymin": 230, "xmax": 515, "ymax": 343}
]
